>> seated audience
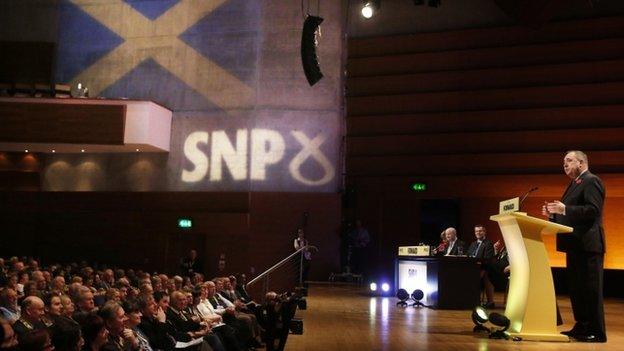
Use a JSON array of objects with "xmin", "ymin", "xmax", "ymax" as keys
[
  {"xmin": 81, "ymin": 314, "xmax": 109, "ymax": 351},
  {"xmin": 51, "ymin": 316, "xmax": 84, "ymax": 351},
  {"xmin": 0, "ymin": 318, "xmax": 19, "ymax": 349},
  {"xmin": 18, "ymin": 329, "xmax": 54, "ymax": 351},
  {"xmin": 0, "ymin": 288, "xmax": 20, "ymax": 324},
  {"xmin": 98, "ymin": 301, "xmax": 140, "ymax": 351},
  {"xmin": 13, "ymin": 296, "xmax": 47, "ymax": 340}
]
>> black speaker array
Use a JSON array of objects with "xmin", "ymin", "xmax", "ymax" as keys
[{"xmin": 300, "ymin": 15, "xmax": 324, "ymax": 86}]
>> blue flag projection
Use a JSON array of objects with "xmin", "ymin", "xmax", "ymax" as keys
[{"xmin": 47, "ymin": 0, "xmax": 340, "ymax": 192}]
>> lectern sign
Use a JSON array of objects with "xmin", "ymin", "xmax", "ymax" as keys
[
  {"xmin": 499, "ymin": 197, "xmax": 520, "ymax": 214},
  {"xmin": 398, "ymin": 246, "xmax": 431, "ymax": 256}
]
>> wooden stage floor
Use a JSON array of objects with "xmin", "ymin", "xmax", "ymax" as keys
[{"xmin": 285, "ymin": 284, "xmax": 623, "ymax": 350}]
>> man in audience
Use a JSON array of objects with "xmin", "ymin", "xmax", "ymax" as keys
[
  {"xmin": 442, "ymin": 227, "xmax": 465, "ymax": 256},
  {"xmin": 12, "ymin": 296, "xmax": 47, "ymax": 340},
  {"xmin": 181, "ymin": 250, "xmax": 202, "ymax": 278},
  {"xmin": 166, "ymin": 291, "xmax": 224, "ymax": 351},
  {"xmin": 98, "ymin": 301, "xmax": 140, "ymax": 351},
  {"xmin": 74, "ymin": 287, "xmax": 97, "ymax": 321}
]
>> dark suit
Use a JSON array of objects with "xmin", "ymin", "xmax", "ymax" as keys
[
  {"xmin": 444, "ymin": 239, "xmax": 465, "ymax": 256},
  {"xmin": 553, "ymin": 170, "xmax": 606, "ymax": 339},
  {"xmin": 466, "ymin": 239, "xmax": 494, "ymax": 261}
]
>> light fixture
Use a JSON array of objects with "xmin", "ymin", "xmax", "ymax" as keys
[
  {"xmin": 81, "ymin": 149, "xmax": 85, "ymax": 153},
  {"xmin": 136, "ymin": 148, "xmax": 140, "ymax": 152},
  {"xmin": 24, "ymin": 149, "xmax": 29, "ymax": 153},
  {"xmin": 369, "ymin": 282, "xmax": 378, "ymax": 292},
  {"xmin": 411, "ymin": 289, "xmax": 429, "ymax": 308},
  {"xmin": 52, "ymin": 149, "xmax": 56, "ymax": 153},
  {"xmin": 396, "ymin": 288, "xmax": 410, "ymax": 307},
  {"xmin": 381, "ymin": 283, "xmax": 390, "ymax": 292},
  {"xmin": 361, "ymin": 0, "xmax": 380, "ymax": 19},
  {"xmin": 471, "ymin": 306, "xmax": 490, "ymax": 333},
  {"xmin": 488, "ymin": 312, "xmax": 510, "ymax": 339}
]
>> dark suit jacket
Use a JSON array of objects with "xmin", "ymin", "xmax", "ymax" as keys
[
  {"xmin": 444, "ymin": 239, "xmax": 465, "ymax": 256},
  {"xmin": 554, "ymin": 171, "xmax": 606, "ymax": 253},
  {"xmin": 139, "ymin": 316, "xmax": 179, "ymax": 350},
  {"xmin": 466, "ymin": 239, "xmax": 494, "ymax": 260}
]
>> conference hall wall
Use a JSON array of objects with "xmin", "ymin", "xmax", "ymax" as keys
[
  {"xmin": 345, "ymin": 16, "xmax": 624, "ymax": 284},
  {"xmin": 0, "ymin": 0, "xmax": 343, "ymax": 280}
]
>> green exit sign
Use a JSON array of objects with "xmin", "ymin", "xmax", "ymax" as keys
[
  {"xmin": 411, "ymin": 183, "xmax": 427, "ymax": 191},
  {"xmin": 177, "ymin": 218, "xmax": 193, "ymax": 229}
]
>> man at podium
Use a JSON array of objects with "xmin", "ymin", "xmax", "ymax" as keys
[{"xmin": 543, "ymin": 150, "xmax": 606, "ymax": 343}]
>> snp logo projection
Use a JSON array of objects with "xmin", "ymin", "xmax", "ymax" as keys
[{"xmin": 182, "ymin": 129, "xmax": 335, "ymax": 186}]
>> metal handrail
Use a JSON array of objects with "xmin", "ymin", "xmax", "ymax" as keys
[{"xmin": 247, "ymin": 245, "xmax": 317, "ymax": 288}]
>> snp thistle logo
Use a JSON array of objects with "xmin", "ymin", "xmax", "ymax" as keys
[{"xmin": 182, "ymin": 129, "xmax": 335, "ymax": 186}]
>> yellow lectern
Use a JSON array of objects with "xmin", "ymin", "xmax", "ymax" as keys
[{"xmin": 490, "ymin": 211, "xmax": 572, "ymax": 342}]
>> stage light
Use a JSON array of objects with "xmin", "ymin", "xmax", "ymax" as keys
[
  {"xmin": 396, "ymin": 288, "xmax": 410, "ymax": 307},
  {"xmin": 411, "ymin": 289, "xmax": 430, "ymax": 308},
  {"xmin": 361, "ymin": 1, "xmax": 380, "ymax": 19},
  {"xmin": 381, "ymin": 283, "xmax": 390, "ymax": 292},
  {"xmin": 471, "ymin": 305, "xmax": 490, "ymax": 333},
  {"xmin": 488, "ymin": 312, "xmax": 510, "ymax": 339},
  {"xmin": 369, "ymin": 282, "xmax": 378, "ymax": 292}
]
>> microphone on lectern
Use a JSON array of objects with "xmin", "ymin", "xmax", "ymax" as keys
[{"xmin": 519, "ymin": 187, "xmax": 539, "ymax": 208}]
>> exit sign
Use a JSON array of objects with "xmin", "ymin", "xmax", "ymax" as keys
[
  {"xmin": 411, "ymin": 183, "xmax": 427, "ymax": 191},
  {"xmin": 177, "ymin": 218, "xmax": 193, "ymax": 229}
]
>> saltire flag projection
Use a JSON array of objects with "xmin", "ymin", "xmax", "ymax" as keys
[{"xmin": 50, "ymin": 0, "xmax": 339, "ymax": 192}]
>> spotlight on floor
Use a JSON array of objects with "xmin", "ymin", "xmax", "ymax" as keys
[
  {"xmin": 411, "ymin": 289, "xmax": 429, "ymax": 308},
  {"xmin": 471, "ymin": 306, "xmax": 490, "ymax": 333},
  {"xmin": 361, "ymin": 0, "xmax": 380, "ymax": 19},
  {"xmin": 369, "ymin": 282, "xmax": 378, "ymax": 292},
  {"xmin": 488, "ymin": 312, "xmax": 510, "ymax": 339},
  {"xmin": 381, "ymin": 283, "xmax": 390, "ymax": 293},
  {"xmin": 396, "ymin": 288, "xmax": 410, "ymax": 307}
]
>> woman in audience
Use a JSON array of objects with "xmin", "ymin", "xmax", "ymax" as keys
[
  {"xmin": 0, "ymin": 288, "xmax": 20, "ymax": 323},
  {"xmin": 81, "ymin": 314, "xmax": 108, "ymax": 351},
  {"xmin": 43, "ymin": 292, "xmax": 64, "ymax": 327},
  {"xmin": 19, "ymin": 329, "xmax": 54, "ymax": 351},
  {"xmin": 51, "ymin": 317, "xmax": 84, "ymax": 351}
]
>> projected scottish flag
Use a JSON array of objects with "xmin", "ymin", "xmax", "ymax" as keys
[{"xmin": 56, "ymin": 0, "xmax": 259, "ymax": 112}]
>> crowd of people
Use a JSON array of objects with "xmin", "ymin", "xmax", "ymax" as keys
[{"xmin": 0, "ymin": 254, "xmax": 288, "ymax": 351}]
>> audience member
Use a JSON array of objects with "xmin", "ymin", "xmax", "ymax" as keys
[
  {"xmin": 0, "ymin": 288, "xmax": 20, "ymax": 323},
  {"xmin": 0, "ymin": 318, "xmax": 19, "ymax": 349},
  {"xmin": 13, "ymin": 296, "xmax": 47, "ymax": 340}
]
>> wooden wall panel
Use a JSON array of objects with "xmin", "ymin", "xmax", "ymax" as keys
[
  {"xmin": 348, "ymin": 128, "xmax": 624, "ymax": 156},
  {"xmin": 348, "ymin": 105, "xmax": 624, "ymax": 136},
  {"xmin": 348, "ymin": 16, "xmax": 624, "ymax": 57},
  {"xmin": 348, "ymin": 81, "xmax": 624, "ymax": 116},
  {"xmin": 348, "ymin": 38, "xmax": 624, "ymax": 77},
  {"xmin": 348, "ymin": 151, "xmax": 624, "ymax": 176},
  {"xmin": 0, "ymin": 101, "xmax": 126, "ymax": 144},
  {"xmin": 347, "ymin": 59, "xmax": 624, "ymax": 96},
  {"xmin": 346, "ymin": 15, "xmax": 624, "ymax": 274}
]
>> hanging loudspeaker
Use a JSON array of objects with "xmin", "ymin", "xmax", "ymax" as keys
[{"xmin": 301, "ymin": 15, "xmax": 324, "ymax": 86}]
